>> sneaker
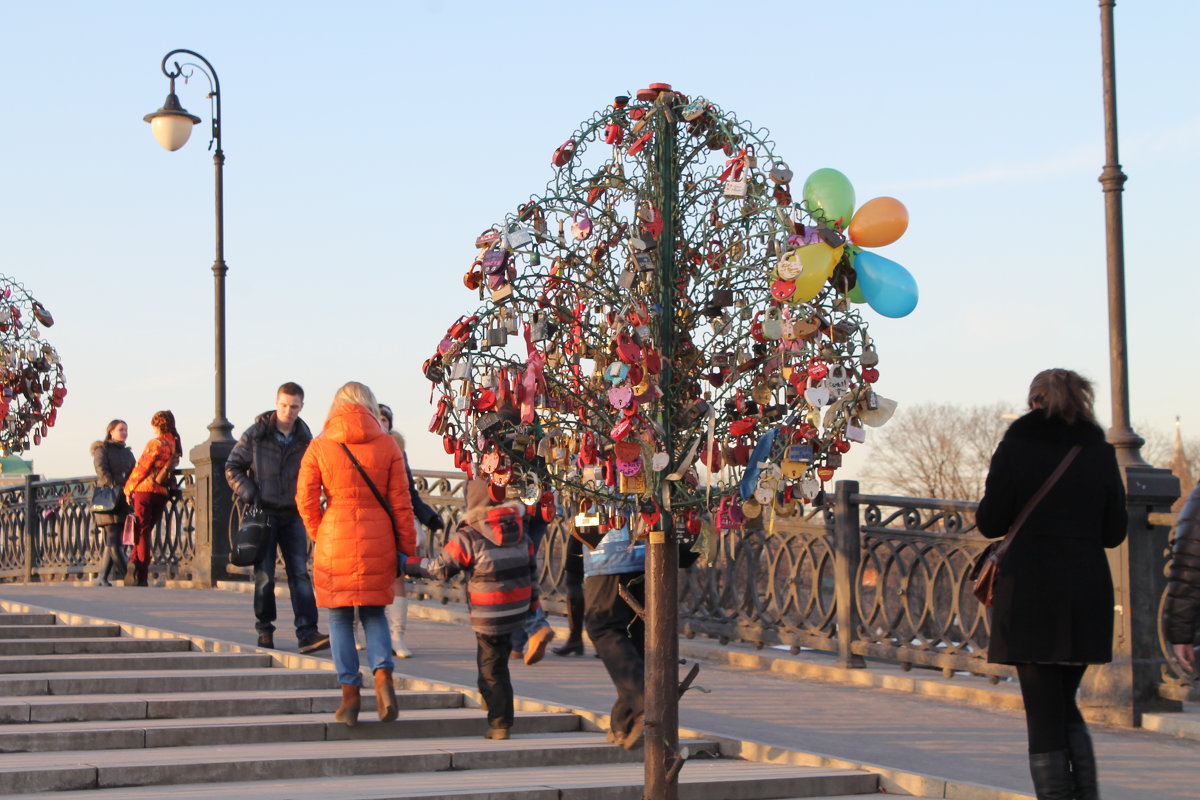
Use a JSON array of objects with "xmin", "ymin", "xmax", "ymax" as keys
[
  {"xmin": 298, "ymin": 631, "xmax": 331, "ymax": 654},
  {"xmin": 484, "ymin": 726, "xmax": 510, "ymax": 740},
  {"xmin": 523, "ymin": 626, "xmax": 556, "ymax": 666},
  {"xmin": 257, "ymin": 633, "xmax": 275, "ymax": 649}
]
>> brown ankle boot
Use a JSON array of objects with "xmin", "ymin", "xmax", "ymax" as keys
[
  {"xmin": 374, "ymin": 668, "xmax": 398, "ymax": 722},
  {"xmin": 334, "ymin": 683, "xmax": 361, "ymax": 727}
]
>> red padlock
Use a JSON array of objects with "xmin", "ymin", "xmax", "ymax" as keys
[
  {"xmin": 862, "ymin": 367, "xmax": 880, "ymax": 383},
  {"xmin": 552, "ymin": 139, "xmax": 577, "ymax": 167},
  {"xmin": 807, "ymin": 358, "xmax": 829, "ymax": 380},
  {"xmin": 604, "ymin": 123, "xmax": 624, "ymax": 145}
]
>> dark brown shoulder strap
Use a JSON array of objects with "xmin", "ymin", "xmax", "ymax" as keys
[{"xmin": 996, "ymin": 444, "xmax": 1083, "ymax": 557}]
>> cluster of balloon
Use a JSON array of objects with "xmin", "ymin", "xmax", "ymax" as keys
[
  {"xmin": 0, "ymin": 276, "xmax": 66, "ymax": 454},
  {"xmin": 801, "ymin": 169, "xmax": 918, "ymax": 318}
]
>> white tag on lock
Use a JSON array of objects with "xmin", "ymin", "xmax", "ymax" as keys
[{"xmin": 804, "ymin": 381, "xmax": 831, "ymax": 407}]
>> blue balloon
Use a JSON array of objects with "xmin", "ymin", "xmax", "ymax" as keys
[{"xmin": 855, "ymin": 251, "xmax": 919, "ymax": 318}]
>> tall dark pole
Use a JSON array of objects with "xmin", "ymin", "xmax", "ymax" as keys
[
  {"xmin": 145, "ymin": 49, "xmax": 235, "ymax": 585},
  {"xmin": 1077, "ymin": 3, "xmax": 1181, "ymax": 725},
  {"xmin": 644, "ymin": 94, "xmax": 680, "ymax": 800},
  {"xmin": 1097, "ymin": 1, "xmax": 1145, "ymax": 467}
]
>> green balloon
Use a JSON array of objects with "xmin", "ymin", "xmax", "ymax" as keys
[
  {"xmin": 802, "ymin": 168, "xmax": 855, "ymax": 227},
  {"xmin": 847, "ymin": 282, "xmax": 867, "ymax": 304}
]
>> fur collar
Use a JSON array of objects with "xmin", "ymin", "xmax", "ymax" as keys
[{"xmin": 1004, "ymin": 410, "xmax": 1107, "ymax": 446}]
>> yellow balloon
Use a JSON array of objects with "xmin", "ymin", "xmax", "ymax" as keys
[
  {"xmin": 796, "ymin": 242, "xmax": 843, "ymax": 280},
  {"xmin": 848, "ymin": 197, "xmax": 909, "ymax": 247}
]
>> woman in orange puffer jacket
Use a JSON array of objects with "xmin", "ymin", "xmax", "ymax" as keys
[{"xmin": 296, "ymin": 381, "xmax": 417, "ymax": 726}]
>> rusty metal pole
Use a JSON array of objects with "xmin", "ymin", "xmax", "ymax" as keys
[{"xmin": 644, "ymin": 93, "xmax": 681, "ymax": 800}]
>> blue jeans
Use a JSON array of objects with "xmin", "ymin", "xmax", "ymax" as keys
[
  {"xmin": 510, "ymin": 605, "xmax": 550, "ymax": 654},
  {"xmin": 328, "ymin": 606, "xmax": 393, "ymax": 685},
  {"xmin": 253, "ymin": 511, "xmax": 318, "ymax": 639}
]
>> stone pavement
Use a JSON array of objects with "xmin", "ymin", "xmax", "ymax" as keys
[{"xmin": 1, "ymin": 583, "xmax": 1196, "ymax": 800}]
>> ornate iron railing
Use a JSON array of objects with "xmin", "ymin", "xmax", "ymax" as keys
[{"xmin": 1, "ymin": 470, "xmax": 1192, "ymax": 699}]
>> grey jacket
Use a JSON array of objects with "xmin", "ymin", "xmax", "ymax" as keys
[
  {"xmin": 225, "ymin": 411, "xmax": 313, "ymax": 512},
  {"xmin": 91, "ymin": 440, "xmax": 136, "ymax": 526}
]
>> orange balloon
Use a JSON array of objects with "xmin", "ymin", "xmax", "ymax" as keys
[{"xmin": 848, "ymin": 197, "xmax": 909, "ymax": 247}]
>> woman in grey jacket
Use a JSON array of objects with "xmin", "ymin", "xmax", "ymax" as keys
[{"xmin": 91, "ymin": 420, "xmax": 137, "ymax": 585}]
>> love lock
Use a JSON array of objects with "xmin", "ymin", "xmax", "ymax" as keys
[{"xmin": 768, "ymin": 161, "xmax": 793, "ymax": 184}]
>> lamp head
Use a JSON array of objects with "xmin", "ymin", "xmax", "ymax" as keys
[{"xmin": 144, "ymin": 88, "xmax": 201, "ymax": 151}]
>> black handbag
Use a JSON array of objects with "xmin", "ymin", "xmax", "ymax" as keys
[
  {"xmin": 229, "ymin": 505, "xmax": 269, "ymax": 567},
  {"xmin": 90, "ymin": 485, "xmax": 120, "ymax": 514}
]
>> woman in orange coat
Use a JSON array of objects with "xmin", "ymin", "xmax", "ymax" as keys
[
  {"xmin": 123, "ymin": 411, "xmax": 182, "ymax": 586},
  {"xmin": 296, "ymin": 381, "xmax": 417, "ymax": 726}
]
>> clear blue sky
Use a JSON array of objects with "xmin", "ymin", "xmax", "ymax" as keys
[{"xmin": 2, "ymin": 0, "xmax": 1197, "ymax": 481}]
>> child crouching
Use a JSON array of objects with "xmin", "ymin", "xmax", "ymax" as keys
[{"xmin": 403, "ymin": 480, "xmax": 537, "ymax": 740}]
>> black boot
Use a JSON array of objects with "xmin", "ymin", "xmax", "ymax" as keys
[
  {"xmin": 97, "ymin": 548, "xmax": 113, "ymax": 586},
  {"xmin": 552, "ymin": 597, "xmax": 585, "ymax": 656},
  {"xmin": 1066, "ymin": 722, "xmax": 1099, "ymax": 800},
  {"xmin": 1029, "ymin": 750, "xmax": 1074, "ymax": 800}
]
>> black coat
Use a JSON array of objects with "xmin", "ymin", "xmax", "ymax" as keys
[
  {"xmin": 976, "ymin": 411, "xmax": 1127, "ymax": 665},
  {"xmin": 91, "ymin": 440, "xmax": 136, "ymax": 526},
  {"xmin": 224, "ymin": 411, "xmax": 312, "ymax": 512},
  {"xmin": 1166, "ymin": 481, "xmax": 1200, "ymax": 646}
]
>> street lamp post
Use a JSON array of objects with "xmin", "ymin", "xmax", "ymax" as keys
[
  {"xmin": 144, "ymin": 49, "xmax": 234, "ymax": 585},
  {"xmin": 1077, "ymin": 2, "xmax": 1181, "ymax": 726}
]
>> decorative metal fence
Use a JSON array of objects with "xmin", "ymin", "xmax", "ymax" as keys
[{"xmin": 0, "ymin": 469, "xmax": 1193, "ymax": 699}]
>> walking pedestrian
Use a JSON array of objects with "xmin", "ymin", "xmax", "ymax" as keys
[
  {"xmin": 551, "ymin": 534, "xmax": 586, "ymax": 656},
  {"xmin": 91, "ymin": 420, "xmax": 136, "ymax": 586},
  {"xmin": 123, "ymin": 411, "xmax": 182, "ymax": 587},
  {"xmin": 225, "ymin": 382, "xmax": 329, "ymax": 654},
  {"xmin": 372, "ymin": 403, "xmax": 444, "ymax": 658},
  {"xmin": 1166, "ymin": 480, "xmax": 1200, "ymax": 676},
  {"xmin": 977, "ymin": 369, "xmax": 1127, "ymax": 800},
  {"xmin": 583, "ymin": 503, "xmax": 698, "ymax": 749},
  {"xmin": 404, "ymin": 479, "xmax": 538, "ymax": 740},
  {"xmin": 296, "ymin": 381, "xmax": 416, "ymax": 727}
]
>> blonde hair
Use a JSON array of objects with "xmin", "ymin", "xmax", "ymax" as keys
[
  {"xmin": 1028, "ymin": 369, "xmax": 1097, "ymax": 427},
  {"xmin": 327, "ymin": 381, "xmax": 380, "ymax": 422}
]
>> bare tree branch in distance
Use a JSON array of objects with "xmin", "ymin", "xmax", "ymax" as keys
[{"xmin": 860, "ymin": 402, "xmax": 1012, "ymax": 501}]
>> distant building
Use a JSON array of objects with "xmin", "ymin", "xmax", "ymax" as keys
[
  {"xmin": 0, "ymin": 455, "xmax": 34, "ymax": 487},
  {"xmin": 1169, "ymin": 417, "xmax": 1195, "ymax": 513}
]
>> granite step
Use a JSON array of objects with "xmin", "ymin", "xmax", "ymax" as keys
[
  {"xmin": 0, "ymin": 731, "xmax": 712, "ymax": 794},
  {"xmin": 0, "ymin": 625, "xmax": 121, "ymax": 639},
  {"xmin": 0, "ymin": 651, "xmax": 273, "ymax": 674},
  {"xmin": 0, "ymin": 709, "xmax": 581, "ymax": 753},
  {"xmin": 0, "ymin": 667, "xmax": 336, "ymax": 697},
  {"xmin": 0, "ymin": 688, "xmax": 464, "ymax": 723},
  {"xmin": 0, "ymin": 638, "xmax": 193, "ymax": 656},
  {"xmin": 0, "ymin": 756, "xmax": 874, "ymax": 799},
  {"xmin": 0, "ymin": 613, "xmax": 58, "ymax": 626}
]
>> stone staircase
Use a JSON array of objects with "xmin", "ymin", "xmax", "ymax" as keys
[{"xmin": 0, "ymin": 611, "xmax": 880, "ymax": 799}]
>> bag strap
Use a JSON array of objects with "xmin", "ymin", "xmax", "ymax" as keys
[
  {"xmin": 339, "ymin": 443, "xmax": 401, "ymax": 549},
  {"xmin": 994, "ymin": 444, "xmax": 1083, "ymax": 559}
]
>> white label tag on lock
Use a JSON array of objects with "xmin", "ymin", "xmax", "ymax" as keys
[{"xmin": 723, "ymin": 180, "xmax": 748, "ymax": 198}]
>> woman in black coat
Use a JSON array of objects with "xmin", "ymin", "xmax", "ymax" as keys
[
  {"xmin": 1166, "ymin": 481, "xmax": 1200, "ymax": 675},
  {"xmin": 977, "ymin": 369, "xmax": 1126, "ymax": 800},
  {"xmin": 91, "ymin": 420, "xmax": 137, "ymax": 585}
]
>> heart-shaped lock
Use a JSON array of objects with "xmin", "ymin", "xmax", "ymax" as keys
[
  {"xmin": 861, "ymin": 367, "xmax": 880, "ymax": 383},
  {"xmin": 616, "ymin": 456, "xmax": 643, "ymax": 476},
  {"xmin": 770, "ymin": 279, "xmax": 796, "ymax": 302},
  {"xmin": 481, "ymin": 447, "xmax": 501, "ymax": 475},
  {"xmin": 804, "ymin": 381, "xmax": 831, "ymax": 408},
  {"xmin": 799, "ymin": 478, "xmax": 821, "ymax": 500},
  {"xmin": 817, "ymin": 465, "xmax": 836, "ymax": 482},
  {"xmin": 607, "ymin": 385, "xmax": 633, "ymax": 409},
  {"xmin": 651, "ymin": 451, "xmax": 670, "ymax": 472},
  {"xmin": 571, "ymin": 210, "xmax": 593, "ymax": 241},
  {"xmin": 807, "ymin": 358, "xmax": 829, "ymax": 380},
  {"xmin": 776, "ymin": 251, "xmax": 804, "ymax": 281},
  {"xmin": 768, "ymin": 161, "xmax": 793, "ymax": 184}
]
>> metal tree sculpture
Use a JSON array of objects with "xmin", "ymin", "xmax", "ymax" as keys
[
  {"xmin": 0, "ymin": 276, "xmax": 65, "ymax": 455},
  {"xmin": 423, "ymin": 83, "xmax": 915, "ymax": 798}
]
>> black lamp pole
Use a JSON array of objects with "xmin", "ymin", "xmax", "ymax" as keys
[
  {"xmin": 144, "ymin": 49, "xmax": 233, "ymax": 444},
  {"xmin": 1097, "ymin": 2, "xmax": 1146, "ymax": 467},
  {"xmin": 144, "ymin": 49, "xmax": 235, "ymax": 585}
]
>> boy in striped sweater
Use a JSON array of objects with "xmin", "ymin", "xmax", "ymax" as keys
[{"xmin": 404, "ymin": 481, "xmax": 537, "ymax": 740}]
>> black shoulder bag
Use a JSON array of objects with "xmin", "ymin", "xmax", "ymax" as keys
[{"xmin": 339, "ymin": 443, "xmax": 404, "ymax": 575}]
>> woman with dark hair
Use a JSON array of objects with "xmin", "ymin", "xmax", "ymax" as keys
[
  {"xmin": 91, "ymin": 420, "xmax": 136, "ymax": 585},
  {"xmin": 123, "ymin": 411, "xmax": 182, "ymax": 587},
  {"xmin": 977, "ymin": 369, "xmax": 1127, "ymax": 800}
]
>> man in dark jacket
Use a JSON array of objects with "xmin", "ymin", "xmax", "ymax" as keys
[
  {"xmin": 1167, "ymin": 481, "xmax": 1200, "ymax": 675},
  {"xmin": 226, "ymin": 382, "xmax": 328, "ymax": 654}
]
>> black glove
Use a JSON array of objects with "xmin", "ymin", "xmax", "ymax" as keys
[{"xmin": 426, "ymin": 515, "xmax": 445, "ymax": 534}]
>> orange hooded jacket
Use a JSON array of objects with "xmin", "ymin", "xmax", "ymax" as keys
[{"xmin": 296, "ymin": 403, "xmax": 417, "ymax": 608}]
